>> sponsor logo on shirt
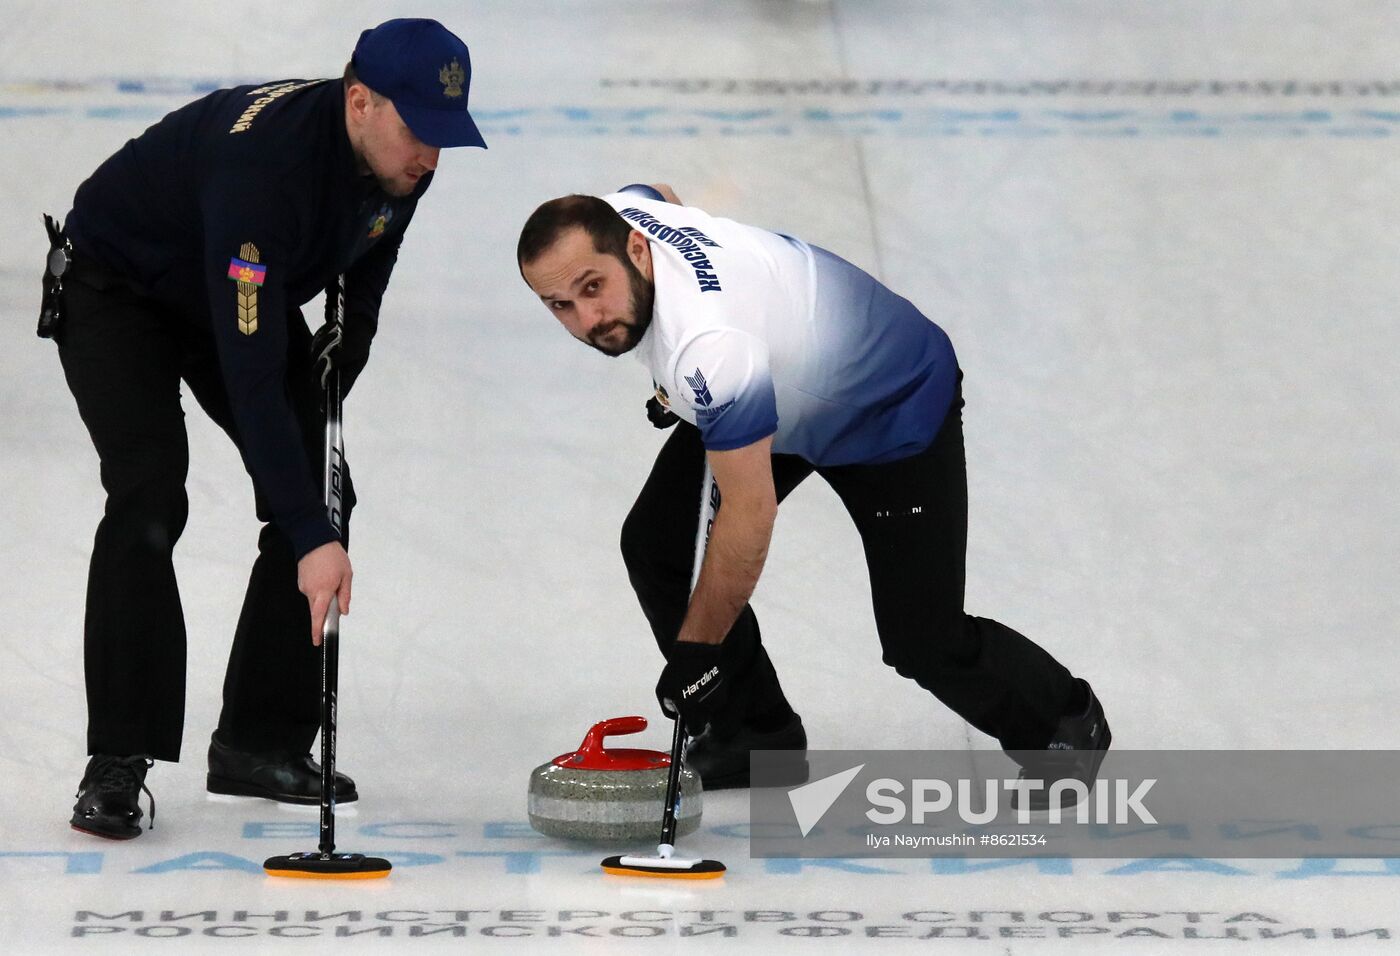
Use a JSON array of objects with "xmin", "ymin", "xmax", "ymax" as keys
[
  {"xmin": 684, "ymin": 368, "xmax": 737, "ymax": 421},
  {"xmin": 684, "ymin": 368, "xmax": 713, "ymax": 407}
]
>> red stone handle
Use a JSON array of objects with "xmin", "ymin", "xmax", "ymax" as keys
[{"xmin": 577, "ymin": 716, "xmax": 648, "ymax": 756}]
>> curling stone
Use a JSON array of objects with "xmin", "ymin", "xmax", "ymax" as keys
[{"xmin": 528, "ymin": 716, "xmax": 702, "ymax": 842}]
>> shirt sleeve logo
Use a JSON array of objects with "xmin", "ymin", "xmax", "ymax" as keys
[
  {"xmin": 684, "ymin": 368, "xmax": 714, "ymax": 407},
  {"xmin": 228, "ymin": 242, "xmax": 263, "ymax": 335}
]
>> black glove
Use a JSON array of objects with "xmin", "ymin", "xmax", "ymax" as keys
[
  {"xmin": 646, "ymin": 395, "xmax": 679, "ymax": 429},
  {"xmin": 656, "ymin": 640, "xmax": 728, "ymax": 732},
  {"xmin": 311, "ymin": 321, "xmax": 368, "ymax": 396}
]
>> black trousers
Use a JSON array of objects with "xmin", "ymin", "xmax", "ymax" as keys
[
  {"xmin": 56, "ymin": 274, "xmax": 352, "ymax": 762},
  {"xmin": 620, "ymin": 388, "xmax": 1078, "ymax": 751}
]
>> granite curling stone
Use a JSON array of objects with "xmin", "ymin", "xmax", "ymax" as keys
[{"xmin": 528, "ymin": 716, "xmax": 702, "ymax": 842}]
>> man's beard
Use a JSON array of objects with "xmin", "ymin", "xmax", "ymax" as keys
[
  {"xmin": 586, "ymin": 256, "xmax": 656, "ymax": 357},
  {"xmin": 378, "ymin": 175, "xmax": 416, "ymax": 198},
  {"xmin": 354, "ymin": 146, "xmax": 418, "ymax": 198}
]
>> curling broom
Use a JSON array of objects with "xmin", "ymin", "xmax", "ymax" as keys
[
  {"xmin": 601, "ymin": 462, "xmax": 726, "ymax": 879},
  {"xmin": 264, "ymin": 276, "xmax": 390, "ymax": 880}
]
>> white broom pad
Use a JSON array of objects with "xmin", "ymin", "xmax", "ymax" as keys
[{"xmin": 617, "ymin": 855, "xmax": 704, "ymax": 869}]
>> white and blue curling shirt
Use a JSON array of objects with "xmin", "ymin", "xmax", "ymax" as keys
[{"xmin": 604, "ymin": 186, "xmax": 958, "ymax": 466}]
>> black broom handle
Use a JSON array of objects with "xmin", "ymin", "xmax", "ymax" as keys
[
  {"xmin": 319, "ymin": 276, "xmax": 346, "ymax": 856},
  {"xmin": 659, "ymin": 718, "xmax": 686, "ymax": 851},
  {"xmin": 658, "ymin": 462, "xmax": 716, "ymax": 853}
]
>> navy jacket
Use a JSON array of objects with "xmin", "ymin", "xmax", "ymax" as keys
[{"xmin": 65, "ymin": 78, "xmax": 428, "ymax": 558}]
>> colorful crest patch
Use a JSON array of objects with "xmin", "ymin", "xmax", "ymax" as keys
[
  {"xmin": 226, "ymin": 258, "xmax": 266, "ymax": 285},
  {"xmin": 368, "ymin": 204, "xmax": 394, "ymax": 239},
  {"xmin": 231, "ymin": 243, "xmax": 261, "ymax": 335}
]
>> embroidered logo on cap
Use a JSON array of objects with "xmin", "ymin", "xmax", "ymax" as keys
[{"xmin": 439, "ymin": 59, "xmax": 465, "ymax": 98}]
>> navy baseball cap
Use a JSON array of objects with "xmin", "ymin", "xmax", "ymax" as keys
[{"xmin": 351, "ymin": 18, "xmax": 486, "ymax": 149}]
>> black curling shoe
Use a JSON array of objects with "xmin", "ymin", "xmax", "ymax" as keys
[
  {"xmin": 206, "ymin": 732, "xmax": 357, "ymax": 804},
  {"xmin": 71, "ymin": 754, "xmax": 155, "ymax": 839},
  {"xmin": 1013, "ymin": 679, "xmax": 1112, "ymax": 812},
  {"xmin": 684, "ymin": 714, "xmax": 810, "ymax": 790}
]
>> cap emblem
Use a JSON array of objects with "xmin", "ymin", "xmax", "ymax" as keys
[{"xmin": 439, "ymin": 59, "xmax": 465, "ymax": 98}]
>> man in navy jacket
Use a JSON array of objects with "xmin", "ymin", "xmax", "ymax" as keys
[{"xmin": 53, "ymin": 18, "xmax": 486, "ymax": 839}]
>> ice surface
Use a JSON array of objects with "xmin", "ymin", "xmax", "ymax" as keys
[{"xmin": 2, "ymin": 2, "xmax": 1399, "ymax": 952}]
